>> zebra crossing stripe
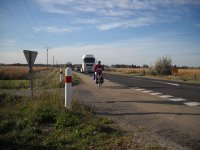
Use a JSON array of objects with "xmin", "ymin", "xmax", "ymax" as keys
[
  {"xmin": 169, "ymin": 98, "xmax": 186, "ymax": 102},
  {"xmin": 159, "ymin": 95, "xmax": 173, "ymax": 98},
  {"xmin": 149, "ymin": 92, "xmax": 162, "ymax": 95},
  {"xmin": 184, "ymin": 102, "xmax": 200, "ymax": 106},
  {"xmin": 135, "ymin": 89, "xmax": 145, "ymax": 91},
  {"xmin": 142, "ymin": 90, "xmax": 153, "ymax": 93}
]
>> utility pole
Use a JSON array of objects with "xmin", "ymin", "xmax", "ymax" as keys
[
  {"xmin": 47, "ymin": 49, "xmax": 48, "ymax": 69},
  {"xmin": 44, "ymin": 47, "xmax": 50, "ymax": 69},
  {"xmin": 53, "ymin": 56, "xmax": 54, "ymax": 67}
]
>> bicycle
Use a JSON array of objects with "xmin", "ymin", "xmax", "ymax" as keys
[{"xmin": 96, "ymin": 73, "xmax": 103, "ymax": 88}]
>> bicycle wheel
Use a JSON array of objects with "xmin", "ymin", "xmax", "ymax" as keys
[{"xmin": 98, "ymin": 75, "xmax": 101, "ymax": 88}]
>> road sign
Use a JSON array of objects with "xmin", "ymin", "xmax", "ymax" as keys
[
  {"xmin": 23, "ymin": 50, "xmax": 38, "ymax": 69},
  {"xmin": 23, "ymin": 50, "xmax": 38, "ymax": 97}
]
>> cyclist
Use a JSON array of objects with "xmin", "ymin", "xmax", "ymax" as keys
[{"xmin": 93, "ymin": 61, "xmax": 104, "ymax": 84}]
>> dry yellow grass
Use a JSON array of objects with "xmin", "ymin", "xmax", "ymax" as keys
[
  {"xmin": 0, "ymin": 66, "xmax": 48, "ymax": 80},
  {"xmin": 108, "ymin": 68, "xmax": 147, "ymax": 75},
  {"xmin": 177, "ymin": 69, "xmax": 200, "ymax": 81}
]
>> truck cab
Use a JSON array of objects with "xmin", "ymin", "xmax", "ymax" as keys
[{"xmin": 82, "ymin": 54, "xmax": 95, "ymax": 73}]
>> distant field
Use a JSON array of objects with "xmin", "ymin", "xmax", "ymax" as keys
[
  {"xmin": 107, "ymin": 68, "xmax": 147, "ymax": 75},
  {"xmin": 177, "ymin": 69, "xmax": 200, "ymax": 81},
  {"xmin": 0, "ymin": 66, "xmax": 47, "ymax": 80},
  {"xmin": 106, "ymin": 68, "xmax": 200, "ymax": 83},
  {"xmin": 0, "ymin": 66, "xmax": 79, "ymax": 89}
]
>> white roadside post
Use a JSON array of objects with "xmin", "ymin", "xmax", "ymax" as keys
[
  {"xmin": 60, "ymin": 68, "xmax": 63, "ymax": 82},
  {"xmin": 65, "ymin": 67, "xmax": 72, "ymax": 108}
]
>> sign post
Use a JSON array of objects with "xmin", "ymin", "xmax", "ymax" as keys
[{"xmin": 23, "ymin": 50, "xmax": 38, "ymax": 97}]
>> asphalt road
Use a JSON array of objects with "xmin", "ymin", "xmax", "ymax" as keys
[
  {"xmin": 75, "ymin": 72, "xmax": 200, "ymax": 149},
  {"xmin": 104, "ymin": 73, "xmax": 200, "ymax": 106}
]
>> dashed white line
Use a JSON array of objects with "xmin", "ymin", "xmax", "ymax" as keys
[
  {"xmin": 135, "ymin": 88, "xmax": 146, "ymax": 91},
  {"xmin": 159, "ymin": 95, "xmax": 174, "ymax": 98},
  {"xmin": 132, "ymin": 87, "xmax": 199, "ymax": 107},
  {"xmin": 149, "ymin": 92, "xmax": 162, "ymax": 95},
  {"xmin": 141, "ymin": 90, "xmax": 153, "ymax": 93},
  {"xmin": 154, "ymin": 81, "xmax": 180, "ymax": 86},
  {"xmin": 169, "ymin": 98, "xmax": 187, "ymax": 102},
  {"xmin": 184, "ymin": 102, "xmax": 200, "ymax": 106},
  {"xmin": 104, "ymin": 79, "xmax": 109, "ymax": 81},
  {"xmin": 166, "ymin": 83, "xmax": 180, "ymax": 86}
]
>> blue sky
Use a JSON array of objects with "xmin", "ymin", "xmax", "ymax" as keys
[{"xmin": 0, "ymin": 0, "xmax": 200, "ymax": 67}]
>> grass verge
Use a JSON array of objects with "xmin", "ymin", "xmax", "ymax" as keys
[
  {"xmin": 0, "ymin": 80, "xmax": 29, "ymax": 89},
  {"xmin": 0, "ymin": 92, "xmax": 133, "ymax": 149}
]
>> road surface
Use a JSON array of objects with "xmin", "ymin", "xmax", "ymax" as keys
[
  {"xmin": 74, "ymin": 72, "xmax": 200, "ymax": 150},
  {"xmin": 104, "ymin": 73, "xmax": 200, "ymax": 107}
]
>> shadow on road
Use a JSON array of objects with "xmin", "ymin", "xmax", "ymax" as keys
[
  {"xmin": 103, "ymin": 85, "xmax": 130, "ymax": 89},
  {"xmin": 105, "ymin": 100, "xmax": 184, "ymax": 105},
  {"xmin": 85, "ymin": 100, "xmax": 184, "ymax": 105},
  {"xmin": 97, "ymin": 112, "xmax": 200, "ymax": 116}
]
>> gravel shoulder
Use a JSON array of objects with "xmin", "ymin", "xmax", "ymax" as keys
[{"xmin": 73, "ymin": 72, "xmax": 200, "ymax": 150}]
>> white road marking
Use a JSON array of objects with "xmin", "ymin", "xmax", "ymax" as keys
[
  {"xmin": 159, "ymin": 95, "xmax": 173, "ymax": 98},
  {"xmin": 104, "ymin": 79, "xmax": 109, "ymax": 81},
  {"xmin": 142, "ymin": 90, "xmax": 153, "ymax": 93},
  {"xmin": 135, "ymin": 88, "xmax": 146, "ymax": 91},
  {"xmin": 169, "ymin": 98, "xmax": 187, "ymax": 102},
  {"xmin": 150, "ymin": 92, "xmax": 162, "ymax": 95},
  {"xmin": 154, "ymin": 81, "xmax": 180, "ymax": 86},
  {"xmin": 166, "ymin": 83, "xmax": 180, "ymax": 86},
  {"xmin": 184, "ymin": 102, "xmax": 200, "ymax": 106}
]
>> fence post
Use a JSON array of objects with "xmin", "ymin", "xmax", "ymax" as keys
[{"xmin": 65, "ymin": 67, "xmax": 72, "ymax": 108}]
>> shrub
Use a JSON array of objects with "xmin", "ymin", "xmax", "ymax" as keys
[{"xmin": 150, "ymin": 56, "xmax": 172, "ymax": 75}]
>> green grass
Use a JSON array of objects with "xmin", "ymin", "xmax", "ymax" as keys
[
  {"xmin": 0, "ymin": 80, "xmax": 29, "ymax": 89},
  {"xmin": 0, "ymin": 92, "xmax": 133, "ymax": 149},
  {"xmin": 72, "ymin": 73, "xmax": 80, "ymax": 86}
]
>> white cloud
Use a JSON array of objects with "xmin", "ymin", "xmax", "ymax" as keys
[
  {"xmin": 0, "ymin": 40, "xmax": 16, "ymax": 46},
  {"xmin": 1, "ymin": 32, "xmax": 200, "ymax": 66},
  {"xmin": 196, "ymin": 24, "xmax": 200, "ymax": 28},
  {"xmin": 43, "ymin": 34, "xmax": 200, "ymax": 66},
  {"xmin": 72, "ymin": 18, "xmax": 99, "ymax": 25},
  {"xmin": 33, "ymin": 26, "xmax": 80, "ymax": 33},
  {"xmin": 34, "ymin": 0, "xmax": 200, "ymax": 31},
  {"xmin": 97, "ymin": 17, "xmax": 155, "ymax": 30}
]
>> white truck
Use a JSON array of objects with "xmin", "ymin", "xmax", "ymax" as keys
[{"xmin": 81, "ymin": 54, "xmax": 95, "ymax": 73}]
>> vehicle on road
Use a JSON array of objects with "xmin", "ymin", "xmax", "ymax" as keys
[
  {"xmin": 74, "ymin": 66, "xmax": 81, "ymax": 72},
  {"xmin": 81, "ymin": 54, "xmax": 95, "ymax": 73}
]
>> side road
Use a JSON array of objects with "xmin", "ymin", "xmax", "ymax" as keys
[{"xmin": 73, "ymin": 72, "xmax": 200, "ymax": 150}]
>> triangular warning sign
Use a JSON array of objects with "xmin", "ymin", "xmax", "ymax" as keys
[{"xmin": 23, "ymin": 50, "xmax": 38, "ymax": 68}]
